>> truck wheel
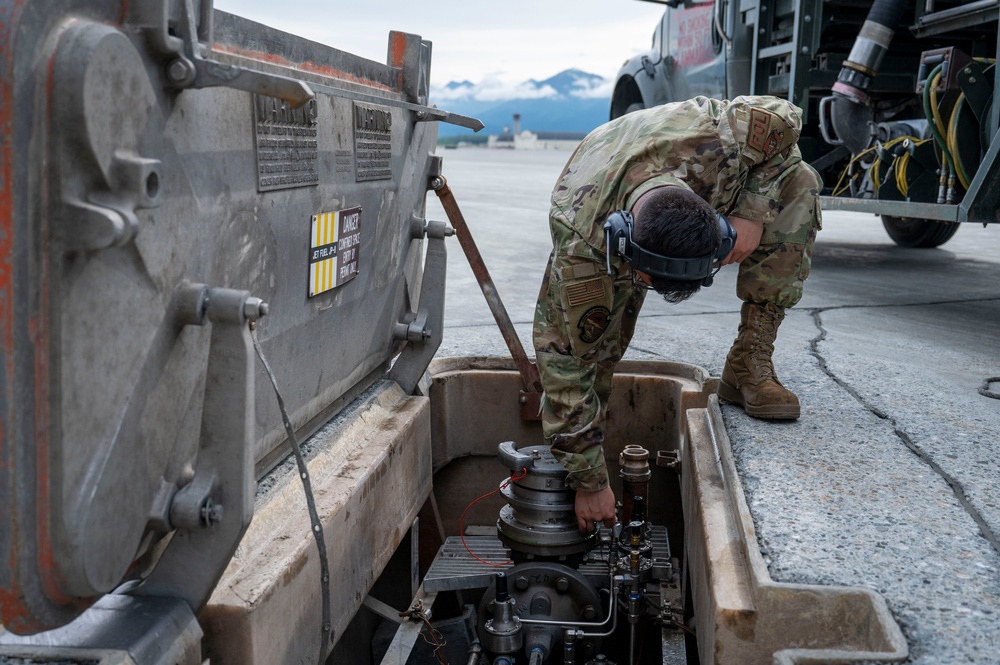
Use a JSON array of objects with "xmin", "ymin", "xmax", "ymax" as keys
[{"xmin": 881, "ymin": 215, "xmax": 960, "ymax": 248}]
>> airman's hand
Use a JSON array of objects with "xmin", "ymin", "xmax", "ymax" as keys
[
  {"xmin": 722, "ymin": 215, "xmax": 764, "ymax": 266},
  {"xmin": 574, "ymin": 486, "xmax": 617, "ymax": 533}
]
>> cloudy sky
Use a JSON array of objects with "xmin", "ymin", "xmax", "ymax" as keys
[{"xmin": 213, "ymin": 0, "xmax": 665, "ymax": 89}]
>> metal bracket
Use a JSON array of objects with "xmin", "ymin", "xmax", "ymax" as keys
[
  {"xmin": 388, "ymin": 226, "xmax": 447, "ymax": 394},
  {"xmin": 135, "ymin": 285, "xmax": 266, "ymax": 611},
  {"xmin": 656, "ymin": 450, "xmax": 681, "ymax": 473},
  {"xmin": 159, "ymin": 0, "xmax": 314, "ymax": 107},
  {"xmin": 137, "ymin": 1, "xmax": 483, "ymax": 130},
  {"xmin": 374, "ymin": 584, "xmax": 439, "ymax": 665}
]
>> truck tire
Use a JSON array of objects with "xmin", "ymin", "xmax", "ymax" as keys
[{"xmin": 881, "ymin": 215, "xmax": 960, "ymax": 248}]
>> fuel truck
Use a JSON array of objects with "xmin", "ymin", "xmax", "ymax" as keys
[
  {"xmin": 0, "ymin": 2, "xmax": 910, "ymax": 665},
  {"xmin": 612, "ymin": 0, "xmax": 1000, "ymax": 249}
]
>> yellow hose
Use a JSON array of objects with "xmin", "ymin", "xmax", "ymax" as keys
[
  {"xmin": 946, "ymin": 94, "xmax": 971, "ymax": 189},
  {"xmin": 929, "ymin": 71, "xmax": 949, "ymax": 141},
  {"xmin": 870, "ymin": 136, "xmax": 909, "ymax": 193},
  {"xmin": 832, "ymin": 145, "xmax": 876, "ymax": 196}
]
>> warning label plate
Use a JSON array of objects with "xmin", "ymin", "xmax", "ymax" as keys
[{"xmin": 309, "ymin": 207, "xmax": 361, "ymax": 297}]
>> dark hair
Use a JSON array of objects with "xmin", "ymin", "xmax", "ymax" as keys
[{"xmin": 632, "ymin": 187, "xmax": 721, "ymax": 303}]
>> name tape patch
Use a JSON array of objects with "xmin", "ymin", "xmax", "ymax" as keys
[{"xmin": 747, "ymin": 107, "xmax": 772, "ymax": 154}]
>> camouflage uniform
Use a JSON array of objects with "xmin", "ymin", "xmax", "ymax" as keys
[{"xmin": 532, "ymin": 95, "xmax": 822, "ymax": 492}]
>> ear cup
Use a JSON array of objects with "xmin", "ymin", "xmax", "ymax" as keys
[
  {"xmin": 603, "ymin": 209, "xmax": 729, "ymax": 287},
  {"xmin": 716, "ymin": 213, "xmax": 737, "ymax": 261},
  {"xmin": 603, "ymin": 211, "xmax": 634, "ymax": 259}
]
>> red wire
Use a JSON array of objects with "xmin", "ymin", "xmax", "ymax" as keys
[{"xmin": 459, "ymin": 467, "xmax": 528, "ymax": 567}]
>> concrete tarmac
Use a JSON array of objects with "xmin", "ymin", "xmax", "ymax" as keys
[{"xmin": 429, "ymin": 147, "xmax": 1000, "ymax": 664}]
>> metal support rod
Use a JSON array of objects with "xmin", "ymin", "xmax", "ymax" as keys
[
  {"xmin": 630, "ymin": 623, "xmax": 637, "ymax": 665},
  {"xmin": 431, "ymin": 176, "xmax": 543, "ymax": 393}
]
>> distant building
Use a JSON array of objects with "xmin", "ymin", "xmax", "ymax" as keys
[
  {"xmin": 489, "ymin": 129, "xmax": 516, "ymax": 149},
  {"xmin": 488, "ymin": 114, "xmax": 585, "ymax": 150}
]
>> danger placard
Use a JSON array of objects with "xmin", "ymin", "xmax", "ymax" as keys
[{"xmin": 308, "ymin": 206, "xmax": 361, "ymax": 297}]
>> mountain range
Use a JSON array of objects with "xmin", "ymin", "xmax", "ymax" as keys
[{"xmin": 430, "ymin": 69, "xmax": 612, "ymax": 138}]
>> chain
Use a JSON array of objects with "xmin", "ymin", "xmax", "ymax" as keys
[{"xmin": 251, "ymin": 324, "xmax": 332, "ymax": 664}]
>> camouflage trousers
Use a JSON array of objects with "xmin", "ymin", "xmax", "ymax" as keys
[
  {"xmin": 533, "ymin": 248, "xmax": 645, "ymax": 492},
  {"xmin": 737, "ymin": 161, "xmax": 822, "ymax": 308}
]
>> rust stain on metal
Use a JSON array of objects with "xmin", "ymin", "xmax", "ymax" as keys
[
  {"xmin": 30, "ymin": 22, "xmax": 66, "ymax": 623},
  {"xmin": 212, "ymin": 43, "xmax": 396, "ymax": 92},
  {"xmin": 0, "ymin": 0, "xmax": 27, "ymax": 632},
  {"xmin": 388, "ymin": 32, "xmax": 408, "ymax": 69}
]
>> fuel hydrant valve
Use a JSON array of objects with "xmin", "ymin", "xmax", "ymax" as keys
[{"xmin": 482, "ymin": 573, "xmax": 523, "ymax": 656}]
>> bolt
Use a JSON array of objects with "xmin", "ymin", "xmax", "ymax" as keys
[
  {"xmin": 244, "ymin": 297, "xmax": 269, "ymax": 320},
  {"xmin": 804, "ymin": 14, "xmax": 811, "ymax": 22},
  {"xmin": 582, "ymin": 605, "xmax": 597, "ymax": 621},
  {"xmin": 514, "ymin": 576, "xmax": 529, "ymax": 591},
  {"xmin": 429, "ymin": 176, "xmax": 445, "ymax": 190},
  {"xmin": 800, "ymin": 46, "xmax": 809, "ymax": 54},
  {"xmin": 555, "ymin": 577, "xmax": 569, "ymax": 593},
  {"xmin": 166, "ymin": 58, "xmax": 194, "ymax": 84},
  {"xmin": 201, "ymin": 499, "xmax": 224, "ymax": 526},
  {"xmin": 970, "ymin": 76, "xmax": 977, "ymax": 84}
]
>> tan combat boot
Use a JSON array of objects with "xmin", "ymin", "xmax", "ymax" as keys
[{"xmin": 718, "ymin": 302, "xmax": 800, "ymax": 420}]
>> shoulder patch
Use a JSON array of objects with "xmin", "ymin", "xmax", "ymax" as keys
[
  {"xmin": 577, "ymin": 306, "xmax": 611, "ymax": 344},
  {"xmin": 747, "ymin": 107, "xmax": 772, "ymax": 153}
]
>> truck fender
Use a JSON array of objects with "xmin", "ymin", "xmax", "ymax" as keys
[{"xmin": 610, "ymin": 50, "xmax": 675, "ymax": 120}]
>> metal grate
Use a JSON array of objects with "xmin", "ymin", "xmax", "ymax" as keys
[{"xmin": 424, "ymin": 527, "xmax": 670, "ymax": 593}]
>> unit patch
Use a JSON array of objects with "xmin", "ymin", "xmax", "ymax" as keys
[
  {"xmin": 308, "ymin": 206, "xmax": 362, "ymax": 297},
  {"xmin": 764, "ymin": 129, "xmax": 785, "ymax": 159},
  {"xmin": 577, "ymin": 306, "xmax": 611, "ymax": 344},
  {"xmin": 746, "ymin": 107, "xmax": 772, "ymax": 154}
]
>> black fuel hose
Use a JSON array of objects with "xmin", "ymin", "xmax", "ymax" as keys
[
  {"xmin": 865, "ymin": 0, "xmax": 909, "ymax": 34},
  {"xmin": 838, "ymin": 0, "xmax": 911, "ymax": 95},
  {"xmin": 829, "ymin": 0, "xmax": 911, "ymax": 153}
]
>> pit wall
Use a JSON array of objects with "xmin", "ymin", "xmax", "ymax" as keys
[
  {"xmin": 684, "ymin": 401, "xmax": 908, "ymax": 665},
  {"xmin": 202, "ymin": 383, "xmax": 432, "ymax": 665}
]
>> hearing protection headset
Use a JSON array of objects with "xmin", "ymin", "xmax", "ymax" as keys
[{"xmin": 603, "ymin": 210, "xmax": 737, "ymax": 287}]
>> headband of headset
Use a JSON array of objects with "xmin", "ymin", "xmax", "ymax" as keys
[{"xmin": 603, "ymin": 209, "xmax": 737, "ymax": 287}]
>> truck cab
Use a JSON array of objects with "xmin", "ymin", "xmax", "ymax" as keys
[{"xmin": 611, "ymin": 0, "xmax": 1000, "ymax": 249}]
